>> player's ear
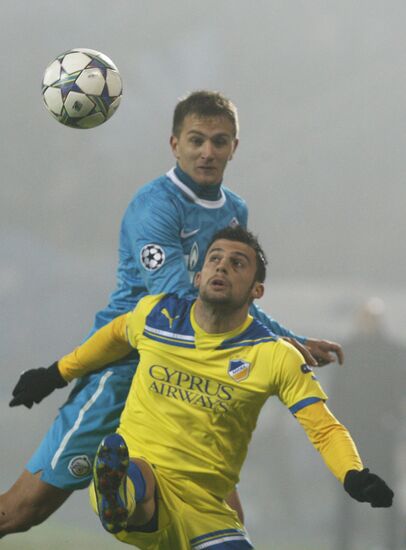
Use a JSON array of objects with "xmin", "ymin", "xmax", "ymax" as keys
[
  {"xmin": 250, "ymin": 282, "xmax": 264, "ymax": 301},
  {"xmin": 228, "ymin": 138, "xmax": 239, "ymax": 160},
  {"xmin": 170, "ymin": 135, "xmax": 179, "ymax": 159},
  {"xmin": 194, "ymin": 272, "xmax": 202, "ymax": 289}
]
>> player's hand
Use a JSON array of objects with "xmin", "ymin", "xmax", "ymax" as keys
[
  {"xmin": 344, "ymin": 468, "xmax": 394, "ymax": 508},
  {"xmin": 305, "ymin": 338, "xmax": 344, "ymax": 367},
  {"xmin": 282, "ymin": 337, "xmax": 318, "ymax": 367},
  {"xmin": 9, "ymin": 362, "xmax": 68, "ymax": 409}
]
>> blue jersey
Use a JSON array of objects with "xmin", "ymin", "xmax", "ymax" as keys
[{"xmin": 92, "ymin": 166, "xmax": 305, "ymax": 342}]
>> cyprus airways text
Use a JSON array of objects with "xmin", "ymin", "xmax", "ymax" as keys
[{"xmin": 148, "ymin": 365, "xmax": 234, "ymax": 413}]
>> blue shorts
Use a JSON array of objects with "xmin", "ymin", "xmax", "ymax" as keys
[{"xmin": 26, "ymin": 357, "xmax": 137, "ymax": 491}]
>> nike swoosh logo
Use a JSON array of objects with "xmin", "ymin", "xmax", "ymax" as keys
[{"xmin": 180, "ymin": 228, "xmax": 200, "ymax": 239}]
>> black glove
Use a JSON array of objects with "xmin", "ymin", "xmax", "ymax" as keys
[
  {"xmin": 9, "ymin": 362, "xmax": 68, "ymax": 409},
  {"xmin": 344, "ymin": 468, "xmax": 394, "ymax": 508}
]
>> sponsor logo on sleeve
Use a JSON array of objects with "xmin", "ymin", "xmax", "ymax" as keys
[
  {"xmin": 300, "ymin": 364, "xmax": 313, "ymax": 374},
  {"xmin": 301, "ymin": 363, "xmax": 317, "ymax": 379}
]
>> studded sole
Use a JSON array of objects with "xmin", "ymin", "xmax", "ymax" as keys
[{"xmin": 94, "ymin": 434, "xmax": 130, "ymax": 533}]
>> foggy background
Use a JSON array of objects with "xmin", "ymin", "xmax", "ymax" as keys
[{"xmin": 1, "ymin": 1, "xmax": 405, "ymax": 548}]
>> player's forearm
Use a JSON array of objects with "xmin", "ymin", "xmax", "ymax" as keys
[
  {"xmin": 295, "ymin": 401, "xmax": 363, "ymax": 482},
  {"xmin": 58, "ymin": 314, "xmax": 133, "ymax": 381}
]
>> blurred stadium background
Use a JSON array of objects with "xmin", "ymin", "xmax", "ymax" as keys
[{"xmin": 1, "ymin": 1, "xmax": 405, "ymax": 548}]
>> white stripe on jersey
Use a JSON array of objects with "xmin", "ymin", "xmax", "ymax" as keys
[
  {"xmin": 167, "ymin": 168, "xmax": 226, "ymax": 209},
  {"xmin": 193, "ymin": 534, "xmax": 249, "ymax": 549},
  {"xmin": 144, "ymin": 324, "xmax": 195, "ymax": 342},
  {"xmin": 51, "ymin": 370, "xmax": 114, "ymax": 469}
]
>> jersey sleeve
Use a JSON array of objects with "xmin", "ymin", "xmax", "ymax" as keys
[
  {"xmin": 58, "ymin": 313, "xmax": 132, "ymax": 381},
  {"xmin": 125, "ymin": 293, "xmax": 166, "ymax": 349},
  {"xmin": 271, "ymin": 340, "xmax": 327, "ymax": 411},
  {"xmin": 250, "ymin": 302, "xmax": 307, "ymax": 343},
  {"xmin": 295, "ymin": 401, "xmax": 363, "ymax": 482},
  {"xmin": 122, "ymin": 191, "xmax": 196, "ymax": 298},
  {"xmin": 58, "ymin": 294, "xmax": 164, "ymax": 381},
  {"xmin": 270, "ymin": 341, "xmax": 361, "ymax": 481},
  {"xmin": 239, "ymin": 199, "xmax": 248, "ymax": 228}
]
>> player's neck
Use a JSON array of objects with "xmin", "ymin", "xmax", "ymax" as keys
[
  {"xmin": 193, "ymin": 299, "xmax": 249, "ymax": 334},
  {"xmin": 175, "ymin": 164, "xmax": 222, "ymax": 200}
]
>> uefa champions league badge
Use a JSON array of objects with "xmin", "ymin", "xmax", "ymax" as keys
[
  {"xmin": 140, "ymin": 244, "xmax": 165, "ymax": 271},
  {"xmin": 68, "ymin": 455, "xmax": 92, "ymax": 478},
  {"xmin": 228, "ymin": 359, "xmax": 251, "ymax": 382}
]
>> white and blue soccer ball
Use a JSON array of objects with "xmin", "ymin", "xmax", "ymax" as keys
[{"xmin": 41, "ymin": 48, "xmax": 123, "ymax": 129}]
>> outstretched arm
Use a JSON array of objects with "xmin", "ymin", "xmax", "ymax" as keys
[
  {"xmin": 251, "ymin": 303, "xmax": 343, "ymax": 367},
  {"xmin": 305, "ymin": 338, "xmax": 344, "ymax": 366},
  {"xmin": 250, "ymin": 303, "xmax": 307, "ymax": 343},
  {"xmin": 57, "ymin": 313, "xmax": 131, "ymax": 381},
  {"xmin": 295, "ymin": 401, "xmax": 393, "ymax": 507}
]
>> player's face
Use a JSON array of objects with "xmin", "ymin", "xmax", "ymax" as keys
[
  {"xmin": 195, "ymin": 239, "xmax": 264, "ymax": 309},
  {"xmin": 170, "ymin": 114, "xmax": 238, "ymax": 185}
]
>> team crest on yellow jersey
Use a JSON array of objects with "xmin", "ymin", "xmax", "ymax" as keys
[{"xmin": 228, "ymin": 359, "xmax": 251, "ymax": 382}]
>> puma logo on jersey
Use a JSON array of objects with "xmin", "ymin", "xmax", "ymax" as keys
[{"xmin": 161, "ymin": 308, "xmax": 181, "ymax": 329}]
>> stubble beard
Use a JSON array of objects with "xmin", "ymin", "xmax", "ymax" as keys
[{"xmin": 199, "ymin": 285, "xmax": 252, "ymax": 313}]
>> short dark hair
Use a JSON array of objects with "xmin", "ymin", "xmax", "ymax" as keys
[
  {"xmin": 172, "ymin": 90, "xmax": 239, "ymax": 138},
  {"xmin": 206, "ymin": 226, "xmax": 268, "ymax": 283}
]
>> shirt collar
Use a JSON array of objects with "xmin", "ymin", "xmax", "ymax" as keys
[{"xmin": 174, "ymin": 164, "xmax": 222, "ymax": 201}]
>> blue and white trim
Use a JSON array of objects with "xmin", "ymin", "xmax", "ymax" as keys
[
  {"xmin": 167, "ymin": 168, "xmax": 226, "ymax": 209},
  {"xmin": 191, "ymin": 528, "xmax": 253, "ymax": 549},
  {"xmin": 144, "ymin": 324, "xmax": 196, "ymax": 348}
]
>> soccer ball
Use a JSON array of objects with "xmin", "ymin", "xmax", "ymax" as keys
[{"xmin": 41, "ymin": 48, "xmax": 122, "ymax": 129}]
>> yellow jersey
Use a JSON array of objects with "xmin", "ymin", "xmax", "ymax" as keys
[
  {"xmin": 60, "ymin": 293, "xmax": 362, "ymax": 498},
  {"xmin": 69, "ymin": 293, "xmax": 327, "ymax": 497}
]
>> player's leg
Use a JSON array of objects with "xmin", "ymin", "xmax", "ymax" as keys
[
  {"xmin": 0, "ymin": 470, "xmax": 71, "ymax": 536},
  {"xmin": 179, "ymin": 475, "xmax": 253, "ymax": 549},
  {"xmin": 1, "ymin": 362, "xmax": 135, "ymax": 537},
  {"xmin": 90, "ymin": 433, "xmax": 156, "ymax": 533},
  {"xmin": 188, "ymin": 514, "xmax": 254, "ymax": 548}
]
